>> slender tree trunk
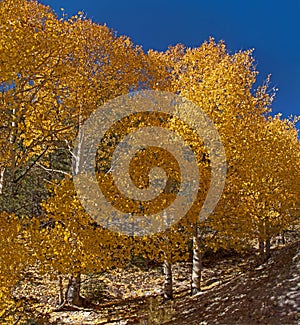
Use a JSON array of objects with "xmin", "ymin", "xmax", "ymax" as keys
[
  {"xmin": 66, "ymin": 274, "xmax": 84, "ymax": 306},
  {"xmin": 191, "ymin": 225, "xmax": 203, "ymax": 296},
  {"xmin": 259, "ymin": 239, "xmax": 265, "ymax": 261},
  {"xmin": 265, "ymin": 237, "xmax": 271, "ymax": 259},
  {"xmin": 259, "ymin": 238, "xmax": 272, "ymax": 263},
  {"xmin": 163, "ymin": 253, "xmax": 173, "ymax": 300},
  {"xmin": 265, "ymin": 219, "xmax": 271, "ymax": 260},
  {"xmin": 191, "ymin": 239, "xmax": 202, "ymax": 295},
  {"xmin": 72, "ymin": 109, "xmax": 84, "ymax": 175},
  {"xmin": 9, "ymin": 108, "xmax": 17, "ymax": 202},
  {"xmin": 0, "ymin": 168, "xmax": 4, "ymax": 195},
  {"xmin": 281, "ymin": 232, "xmax": 285, "ymax": 245},
  {"xmin": 58, "ymin": 275, "xmax": 64, "ymax": 306}
]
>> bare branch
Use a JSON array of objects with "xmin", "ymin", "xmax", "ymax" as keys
[{"xmin": 36, "ymin": 163, "xmax": 71, "ymax": 177}]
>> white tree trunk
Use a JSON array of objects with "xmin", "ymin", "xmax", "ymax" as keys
[
  {"xmin": 163, "ymin": 253, "xmax": 173, "ymax": 300},
  {"xmin": 66, "ymin": 274, "xmax": 84, "ymax": 306},
  {"xmin": 72, "ymin": 112, "xmax": 84, "ymax": 175},
  {"xmin": 0, "ymin": 168, "xmax": 5, "ymax": 195},
  {"xmin": 191, "ymin": 234, "xmax": 202, "ymax": 295}
]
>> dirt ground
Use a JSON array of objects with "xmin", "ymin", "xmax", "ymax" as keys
[
  {"xmin": 167, "ymin": 241, "xmax": 300, "ymax": 325},
  {"xmin": 15, "ymin": 236, "xmax": 300, "ymax": 324}
]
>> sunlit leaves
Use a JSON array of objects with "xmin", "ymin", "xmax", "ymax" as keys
[
  {"xmin": 0, "ymin": 212, "xmax": 31, "ymax": 322},
  {"xmin": 0, "ymin": 0, "xmax": 299, "ymax": 314}
]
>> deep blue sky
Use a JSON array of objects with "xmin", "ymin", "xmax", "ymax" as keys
[{"xmin": 41, "ymin": 0, "xmax": 300, "ymax": 121}]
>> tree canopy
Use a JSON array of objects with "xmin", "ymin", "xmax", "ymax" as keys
[{"xmin": 0, "ymin": 0, "xmax": 299, "ymax": 322}]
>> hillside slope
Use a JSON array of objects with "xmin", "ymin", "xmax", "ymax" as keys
[
  {"xmin": 167, "ymin": 241, "xmax": 300, "ymax": 325},
  {"xmin": 13, "ymin": 240, "xmax": 299, "ymax": 324}
]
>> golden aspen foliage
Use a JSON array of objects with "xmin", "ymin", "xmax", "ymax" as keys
[
  {"xmin": 36, "ymin": 176, "xmax": 134, "ymax": 277},
  {"xmin": 155, "ymin": 38, "xmax": 300, "ymax": 253},
  {"xmin": 0, "ymin": 0, "xmax": 147, "ymax": 311},
  {"xmin": 0, "ymin": 0, "xmax": 147, "ymax": 214},
  {"xmin": 238, "ymin": 115, "xmax": 300, "ymax": 244},
  {"xmin": 0, "ymin": 0, "xmax": 299, "ymax": 313},
  {"xmin": 0, "ymin": 212, "xmax": 32, "ymax": 323}
]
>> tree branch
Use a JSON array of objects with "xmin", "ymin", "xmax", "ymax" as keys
[
  {"xmin": 36, "ymin": 163, "xmax": 71, "ymax": 176},
  {"xmin": 13, "ymin": 146, "xmax": 49, "ymax": 184}
]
